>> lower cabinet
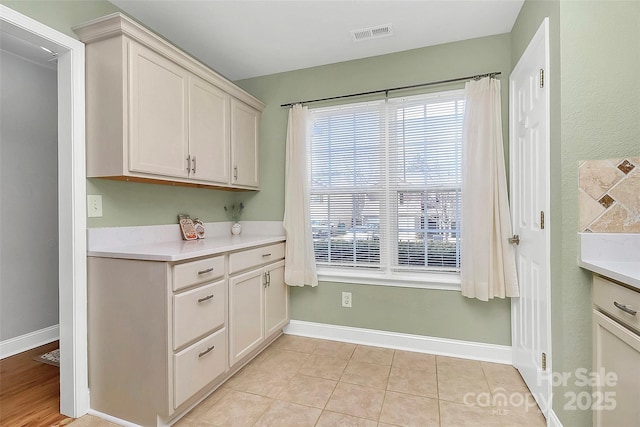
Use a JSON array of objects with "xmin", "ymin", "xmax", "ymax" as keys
[
  {"xmin": 592, "ymin": 275, "xmax": 640, "ymax": 427},
  {"xmin": 87, "ymin": 240, "xmax": 287, "ymax": 426},
  {"xmin": 264, "ymin": 261, "xmax": 288, "ymax": 338},
  {"xmin": 229, "ymin": 268, "xmax": 265, "ymax": 365},
  {"xmin": 229, "ymin": 244, "xmax": 288, "ymax": 367}
]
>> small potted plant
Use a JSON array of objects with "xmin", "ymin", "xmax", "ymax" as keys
[{"xmin": 224, "ymin": 202, "xmax": 244, "ymax": 235}]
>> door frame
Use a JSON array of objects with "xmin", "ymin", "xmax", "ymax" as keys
[
  {"xmin": 509, "ymin": 17, "xmax": 553, "ymax": 418},
  {"xmin": 1, "ymin": 5, "xmax": 88, "ymax": 417}
]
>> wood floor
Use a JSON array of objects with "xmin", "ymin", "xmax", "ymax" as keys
[{"xmin": 0, "ymin": 341, "xmax": 72, "ymax": 427}]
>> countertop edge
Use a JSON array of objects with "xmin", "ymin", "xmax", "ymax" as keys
[
  {"xmin": 87, "ymin": 235, "xmax": 286, "ymax": 262},
  {"xmin": 578, "ymin": 259, "xmax": 640, "ymax": 290}
]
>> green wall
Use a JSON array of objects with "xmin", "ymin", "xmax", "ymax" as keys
[
  {"xmin": 237, "ymin": 34, "xmax": 514, "ymax": 346},
  {"xmin": 85, "ymin": 179, "xmax": 242, "ymax": 227},
  {"xmin": 512, "ymin": 1, "xmax": 640, "ymax": 425},
  {"xmin": 238, "ymin": 34, "xmax": 512, "ymax": 223}
]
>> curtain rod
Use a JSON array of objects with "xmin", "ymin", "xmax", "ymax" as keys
[{"xmin": 280, "ymin": 71, "xmax": 501, "ymax": 108}]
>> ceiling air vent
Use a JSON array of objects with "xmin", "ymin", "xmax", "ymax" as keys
[{"xmin": 350, "ymin": 24, "xmax": 393, "ymax": 42}]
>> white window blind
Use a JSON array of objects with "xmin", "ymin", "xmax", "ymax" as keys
[{"xmin": 309, "ymin": 90, "xmax": 464, "ymax": 277}]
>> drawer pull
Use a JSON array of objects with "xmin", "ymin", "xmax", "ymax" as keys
[
  {"xmin": 613, "ymin": 301, "xmax": 637, "ymax": 316},
  {"xmin": 198, "ymin": 345, "xmax": 215, "ymax": 358},
  {"xmin": 262, "ymin": 253, "xmax": 272, "ymax": 257},
  {"xmin": 197, "ymin": 267, "xmax": 214, "ymax": 275},
  {"xmin": 197, "ymin": 294, "xmax": 214, "ymax": 303}
]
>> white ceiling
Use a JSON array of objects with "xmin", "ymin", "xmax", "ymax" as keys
[{"xmin": 110, "ymin": 0, "xmax": 525, "ymax": 81}]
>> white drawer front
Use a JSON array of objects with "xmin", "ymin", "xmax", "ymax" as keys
[
  {"xmin": 174, "ymin": 327, "xmax": 226, "ymax": 409},
  {"xmin": 228, "ymin": 242, "xmax": 285, "ymax": 274},
  {"xmin": 593, "ymin": 275, "xmax": 640, "ymax": 331},
  {"xmin": 173, "ymin": 255, "xmax": 224, "ymax": 291},
  {"xmin": 173, "ymin": 280, "xmax": 225, "ymax": 349}
]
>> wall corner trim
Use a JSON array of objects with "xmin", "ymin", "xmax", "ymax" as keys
[
  {"xmin": 0, "ymin": 324, "xmax": 59, "ymax": 359},
  {"xmin": 548, "ymin": 408, "xmax": 563, "ymax": 427},
  {"xmin": 284, "ymin": 320, "xmax": 512, "ymax": 364}
]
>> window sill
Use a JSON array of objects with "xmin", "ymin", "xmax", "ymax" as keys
[{"xmin": 317, "ymin": 268, "xmax": 461, "ymax": 291}]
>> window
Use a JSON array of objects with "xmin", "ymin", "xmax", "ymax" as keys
[{"xmin": 309, "ymin": 90, "xmax": 464, "ymax": 285}]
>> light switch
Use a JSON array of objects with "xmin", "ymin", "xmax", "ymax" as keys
[{"xmin": 87, "ymin": 195, "xmax": 103, "ymax": 218}]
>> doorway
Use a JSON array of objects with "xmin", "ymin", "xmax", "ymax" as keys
[
  {"xmin": 509, "ymin": 17, "xmax": 552, "ymax": 419},
  {"xmin": 0, "ymin": 5, "xmax": 88, "ymax": 418}
]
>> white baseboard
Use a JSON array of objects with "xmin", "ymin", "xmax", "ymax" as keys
[
  {"xmin": 87, "ymin": 409, "xmax": 142, "ymax": 427},
  {"xmin": 0, "ymin": 324, "xmax": 59, "ymax": 359},
  {"xmin": 284, "ymin": 320, "xmax": 512, "ymax": 364}
]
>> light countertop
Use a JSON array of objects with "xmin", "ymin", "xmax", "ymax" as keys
[
  {"xmin": 87, "ymin": 221, "xmax": 285, "ymax": 262},
  {"xmin": 578, "ymin": 233, "xmax": 640, "ymax": 290}
]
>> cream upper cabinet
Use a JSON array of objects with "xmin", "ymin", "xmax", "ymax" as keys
[
  {"xmin": 188, "ymin": 76, "xmax": 230, "ymax": 184},
  {"xmin": 231, "ymin": 99, "xmax": 260, "ymax": 188},
  {"xmin": 75, "ymin": 13, "xmax": 263, "ymax": 190},
  {"xmin": 129, "ymin": 42, "xmax": 190, "ymax": 178}
]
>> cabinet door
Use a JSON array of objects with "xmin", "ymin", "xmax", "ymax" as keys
[
  {"xmin": 593, "ymin": 310, "xmax": 640, "ymax": 427},
  {"xmin": 129, "ymin": 42, "xmax": 189, "ymax": 178},
  {"xmin": 229, "ymin": 269, "xmax": 264, "ymax": 366},
  {"xmin": 188, "ymin": 76, "xmax": 230, "ymax": 184},
  {"xmin": 230, "ymin": 99, "xmax": 260, "ymax": 188},
  {"xmin": 264, "ymin": 260, "xmax": 289, "ymax": 338}
]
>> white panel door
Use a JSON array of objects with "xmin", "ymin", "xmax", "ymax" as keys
[
  {"xmin": 129, "ymin": 42, "xmax": 189, "ymax": 178},
  {"xmin": 510, "ymin": 18, "xmax": 551, "ymax": 417},
  {"xmin": 230, "ymin": 99, "xmax": 260, "ymax": 188},
  {"xmin": 188, "ymin": 75, "xmax": 230, "ymax": 184}
]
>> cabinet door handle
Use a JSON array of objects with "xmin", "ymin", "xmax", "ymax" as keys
[
  {"xmin": 186, "ymin": 154, "xmax": 191, "ymax": 172},
  {"xmin": 198, "ymin": 267, "xmax": 214, "ymax": 275},
  {"xmin": 267, "ymin": 271, "xmax": 271, "ymax": 286},
  {"xmin": 263, "ymin": 272, "xmax": 268, "ymax": 288},
  {"xmin": 233, "ymin": 166, "xmax": 238, "ymax": 181},
  {"xmin": 192, "ymin": 156, "xmax": 197, "ymax": 174},
  {"xmin": 613, "ymin": 301, "xmax": 637, "ymax": 316},
  {"xmin": 198, "ymin": 345, "xmax": 215, "ymax": 358},
  {"xmin": 197, "ymin": 294, "xmax": 214, "ymax": 303}
]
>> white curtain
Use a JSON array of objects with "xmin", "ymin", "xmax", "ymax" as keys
[
  {"xmin": 283, "ymin": 104, "xmax": 318, "ymax": 287},
  {"xmin": 461, "ymin": 77, "xmax": 519, "ymax": 301}
]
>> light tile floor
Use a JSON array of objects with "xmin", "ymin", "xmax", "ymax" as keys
[{"xmin": 71, "ymin": 335, "xmax": 546, "ymax": 427}]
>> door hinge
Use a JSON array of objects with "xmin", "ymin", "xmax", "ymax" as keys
[
  {"xmin": 540, "ymin": 69, "xmax": 545, "ymax": 88},
  {"xmin": 540, "ymin": 211, "xmax": 545, "ymax": 230},
  {"xmin": 541, "ymin": 352, "xmax": 547, "ymax": 371}
]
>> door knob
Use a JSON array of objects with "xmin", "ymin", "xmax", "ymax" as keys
[{"xmin": 508, "ymin": 235, "xmax": 520, "ymax": 245}]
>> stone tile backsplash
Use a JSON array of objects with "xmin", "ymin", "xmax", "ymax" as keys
[{"xmin": 578, "ymin": 157, "xmax": 640, "ymax": 232}]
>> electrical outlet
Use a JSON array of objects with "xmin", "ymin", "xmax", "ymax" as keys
[
  {"xmin": 342, "ymin": 291, "xmax": 352, "ymax": 308},
  {"xmin": 87, "ymin": 195, "xmax": 103, "ymax": 218}
]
